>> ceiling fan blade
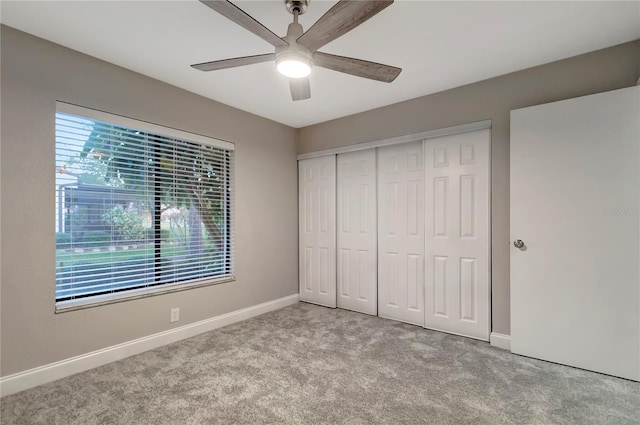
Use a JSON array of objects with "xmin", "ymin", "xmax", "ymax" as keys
[
  {"xmin": 199, "ymin": 0, "xmax": 288, "ymax": 48},
  {"xmin": 297, "ymin": 0, "xmax": 393, "ymax": 52},
  {"xmin": 314, "ymin": 52, "xmax": 401, "ymax": 83},
  {"xmin": 191, "ymin": 53, "xmax": 275, "ymax": 72},
  {"xmin": 289, "ymin": 78, "xmax": 311, "ymax": 101}
]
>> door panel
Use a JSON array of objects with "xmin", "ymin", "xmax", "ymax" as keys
[
  {"xmin": 424, "ymin": 130, "xmax": 490, "ymax": 340},
  {"xmin": 299, "ymin": 156, "xmax": 336, "ymax": 307},
  {"xmin": 511, "ymin": 87, "xmax": 639, "ymax": 381},
  {"xmin": 378, "ymin": 142, "xmax": 424, "ymax": 325},
  {"xmin": 337, "ymin": 150, "xmax": 377, "ymax": 315}
]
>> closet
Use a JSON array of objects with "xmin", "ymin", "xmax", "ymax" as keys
[
  {"xmin": 337, "ymin": 150, "xmax": 377, "ymax": 315},
  {"xmin": 423, "ymin": 131, "xmax": 490, "ymax": 340},
  {"xmin": 298, "ymin": 155, "xmax": 336, "ymax": 308},
  {"xmin": 298, "ymin": 127, "xmax": 490, "ymax": 341},
  {"xmin": 378, "ymin": 141, "xmax": 425, "ymax": 325}
]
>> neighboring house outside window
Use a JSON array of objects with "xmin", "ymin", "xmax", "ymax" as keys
[{"xmin": 55, "ymin": 103, "xmax": 234, "ymax": 311}]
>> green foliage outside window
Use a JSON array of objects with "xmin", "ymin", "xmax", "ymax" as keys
[{"xmin": 101, "ymin": 206, "xmax": 145, "ymax": 242}]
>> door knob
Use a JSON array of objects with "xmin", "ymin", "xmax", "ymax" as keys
[{"xmin": 513, "ymin": 239, "xmax": 525, "ymax": 249}]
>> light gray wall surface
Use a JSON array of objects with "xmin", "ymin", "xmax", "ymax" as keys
[
  {"xmin": 298, "ymin": 40, "xmax": 640, "ymax": 336},
  {"xmin": 0, "ymin": 26, "xmax": 298, "ymax": 376}
]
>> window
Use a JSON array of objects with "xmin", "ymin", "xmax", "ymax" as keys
[{"xmin": 55, "ymin": 103, "xmax": 234, "ymax": 310}]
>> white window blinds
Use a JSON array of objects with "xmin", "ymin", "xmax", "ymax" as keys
[{"xmin": 55, "ymin": 104, "xmax": 234, "ymax": 309}]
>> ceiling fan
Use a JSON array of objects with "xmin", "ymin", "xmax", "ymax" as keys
[{"xmin": 191, "ymin": 0, "xmax": 402, "ymax": 101}]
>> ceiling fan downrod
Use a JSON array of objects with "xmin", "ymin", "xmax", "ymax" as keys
[{"xmin": 276, "ymin": 0, "xmax": 313, "ymax": 78}]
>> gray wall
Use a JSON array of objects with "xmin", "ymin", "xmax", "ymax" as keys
[
  {"xmin": 298, "ymin": 40, "xmax": 640, "ymax": 336},
  {"xmin": 0, "ymin": 26, "xmax": 299, "ymax": 376}
]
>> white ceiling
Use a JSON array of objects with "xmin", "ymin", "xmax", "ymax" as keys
[{"xmin": 1, "ymin": 1, "xmax": 638, "ymax": 128}]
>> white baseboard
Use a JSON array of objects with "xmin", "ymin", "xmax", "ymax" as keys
[
  {"xmin": 490, "ymin": 332, "xmax": 511, "ymax": 351},
  {"xmin": 0, "ymin": 294, "xmax": 299, "ymax": 397}
]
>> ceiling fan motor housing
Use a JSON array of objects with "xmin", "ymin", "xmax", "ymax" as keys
[{"xmin": 275, "ymin": 20, "xmax": 313, "ymax": 74}]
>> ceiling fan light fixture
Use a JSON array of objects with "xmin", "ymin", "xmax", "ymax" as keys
[
  {"xmin": 277, "ymin": 59, "xmax": 311, "ymax": 78},
  {"xmin": 276, "ymin": 53, "xmax": 312, "ymax": 78},
  {"xmin": 193, "ymin": 0, "xmax": 402, "ymax": 100}
]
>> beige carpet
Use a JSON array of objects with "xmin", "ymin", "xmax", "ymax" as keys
[{"xmin": 1, "ymin": 302, "xmax": 639, "ymax": 424}]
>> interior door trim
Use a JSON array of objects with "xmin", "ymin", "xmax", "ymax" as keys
[{"xmin": 297, "ymin": 120, "xmax": 491, "ymax": 160}]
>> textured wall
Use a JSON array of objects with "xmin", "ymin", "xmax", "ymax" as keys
[
  {"xmin": 298, "ymin": 40, "xmax": 640, "ymax": 335},
  {"xmin": 0, "ymin": 26, "xmax": 298, "ymax": 376}
]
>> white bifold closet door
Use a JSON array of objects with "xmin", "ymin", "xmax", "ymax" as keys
[
  {"xmin": 424, "ymin": 130, "xmax": 490, "ymax": 340},
  {"xmin": 299, "ymin": 156, "xmax": 337, "ymax": 307},
  {"xmin": 378, "ymin": 141, "xmax": 425, "ymax": 326},
  {"xmin": 337, "ymin": 150, "xmax": 377, "ymax": 315}
]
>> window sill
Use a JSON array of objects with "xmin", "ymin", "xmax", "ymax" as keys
[{"xmin": 55, "ymin": 275, "xmax": 235, "ymax": 313}]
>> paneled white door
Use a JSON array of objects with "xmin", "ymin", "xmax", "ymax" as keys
[
  {"xmin": 299, "ymin": 156, "xmax": 336, "ymax": 308},
  {"xmin": 511, "ymin": 87, "xmax": 639, "ymax": 381},
  {"xmin": 337, "ymin": 150, "xmax": 377, "ymax": 315},
  {"xmin": 424, "ymin": 130, "xmax": 490, "ymax": 340},
  {"xmin": 378, "ymin": 142, "xmax": 425, "ymax": 326}
]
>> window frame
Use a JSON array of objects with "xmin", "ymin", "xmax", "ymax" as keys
[{"xmin": 55, "ymin": 102, "xmax": 235, "ymax": 312}]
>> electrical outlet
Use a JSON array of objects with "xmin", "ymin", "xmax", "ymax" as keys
[{"xmin": 170, "ymin": 307, "xmax": 180, "ymax": 323}]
